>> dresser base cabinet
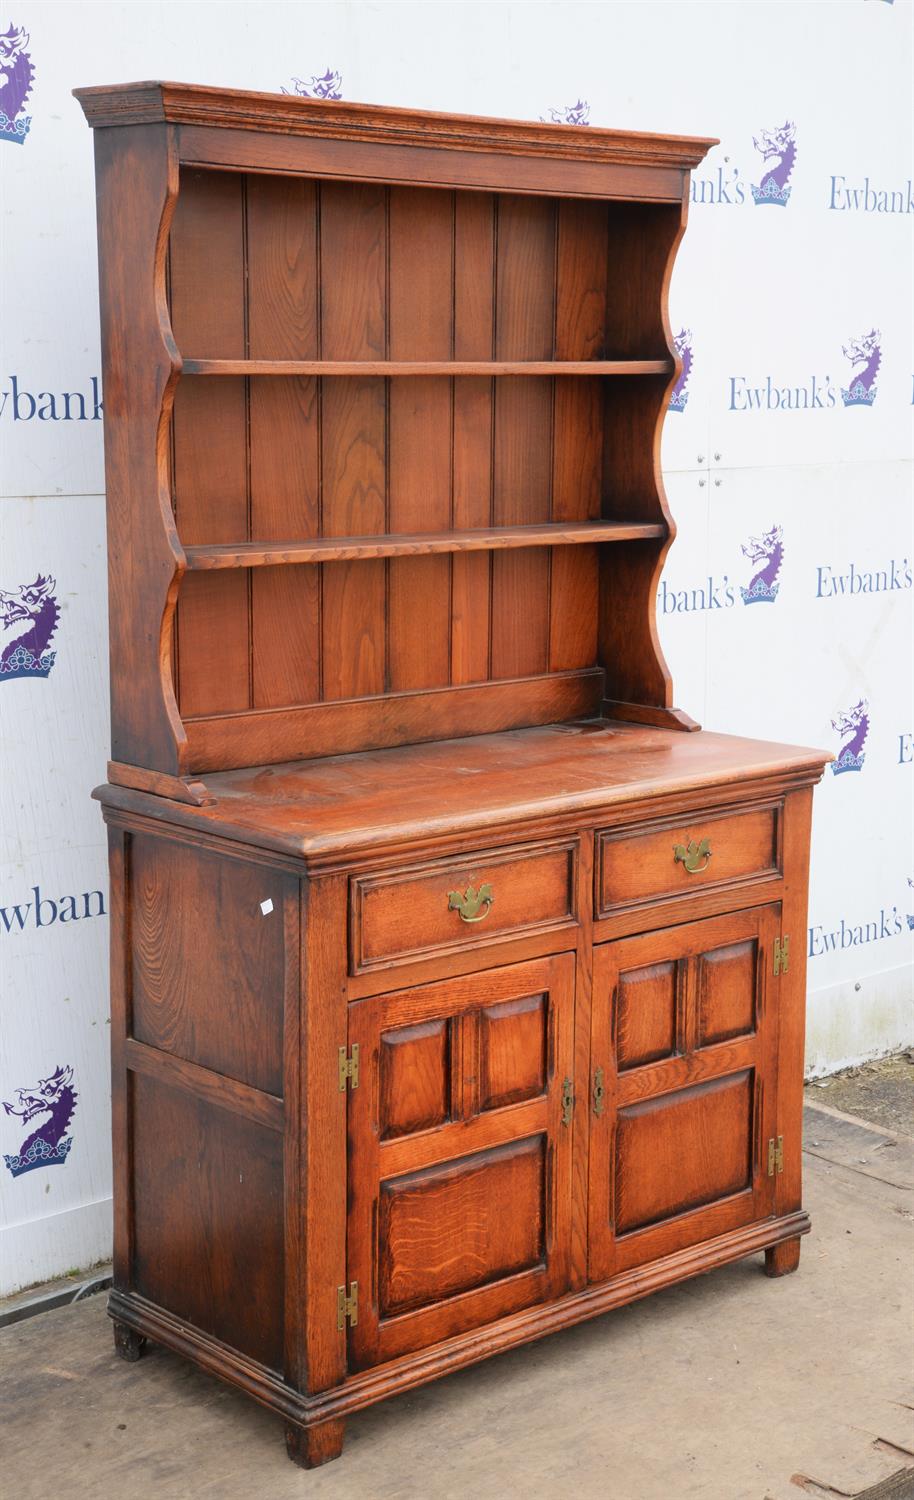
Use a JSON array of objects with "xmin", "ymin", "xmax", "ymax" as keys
[{"xmin": 99, "ymin": 732, "xmax": 824, "ymax": 1468}]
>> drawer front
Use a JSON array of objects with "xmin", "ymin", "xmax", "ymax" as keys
[
  {"xmin": 597, "ymin": 803, "xmax": 781, "ymax": 919},
  {"xmin": 351, "ymin": 839, "xmax": 578, "ymax": 973}
]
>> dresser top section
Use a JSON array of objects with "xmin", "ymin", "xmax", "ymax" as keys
[
  {"xmin": 73, "ymin": 81, "xmax": 716, "ymax": 169},
  {"xmin": 96, "ymin": 723, "xmax": 829, "ymax": 866}
]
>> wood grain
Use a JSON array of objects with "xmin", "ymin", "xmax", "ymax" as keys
[
  {"xmin": 346, "ymin": 955, "xmax": 574, "ymax": 1368},
  {"xmin": 131, "ymin": 1073, "xmax": 284, "ymax": 1370},
  {"xmin": 247, "ymin": 173, "xmax": 321, "ymax": 709},
  {"xmin": 387, "ymin": 187, "xmax": 453, "ymax": 692},
  {"xmin": 184, "ymin": 522, "xmax": 665, "ymax": 569},
  {"xmin": 169, "ymin": 172, "xmax": 249, "ymax": 719},
  {"xmin": 319, "ymin": 183, "xmax": 387, "ymax": 702},
  {"xmin": 80, "ymin": 90, "xmax": 830, "ymax": 1476}
]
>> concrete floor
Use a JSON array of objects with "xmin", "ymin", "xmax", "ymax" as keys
[{"xmin": 2, "ymin": 1101, "xmax": 912, "ymax": 1500}]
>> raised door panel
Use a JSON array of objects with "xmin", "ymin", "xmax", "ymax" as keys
[
  {"xmin": 588, "ymin": 906, "xmax": 780, "ymax": 1283},
  {"xmin": 346, "ymin": 955, "xmax": 574, "ymax": 1369}
]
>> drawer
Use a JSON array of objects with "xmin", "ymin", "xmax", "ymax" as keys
[
  {"xmin": 350, "ymin": 839, "xmax": 578, "ymax": 973},
  {"xmin": 596, "ymin": 802, "xmax": 781, "ymax": 919}
]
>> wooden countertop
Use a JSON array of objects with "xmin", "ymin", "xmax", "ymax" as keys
[{"xmin": 95, "ymin": 721, "xmax": 831, "ymax": 867}]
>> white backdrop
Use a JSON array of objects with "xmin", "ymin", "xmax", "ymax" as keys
[{"xmin": 1, "ymin": 0, "xmax": 912, "ymax": 1294}]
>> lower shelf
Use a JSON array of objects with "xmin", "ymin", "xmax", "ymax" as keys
[
  {"xmin": 107, "ymin": 1208, "xmax": 810, "ymax": 1430},
  {"xmin": 184, "ymin": 520, "xmax": 668, "ymax": 570}
]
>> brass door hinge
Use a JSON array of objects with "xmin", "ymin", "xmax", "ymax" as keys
[
  {"xmin": 338, "ymin": 1044, "xmax": 359, "ymax": 1091},
  {"xmin": 767, "ymin": 1136, "xmax": 784, "ymax": 1176},
  {"xmin": 337, "ymin": 1281, "xmax": 358, "ymax": 1330},
  {"xmin": 773, "ymin": 935, "xmax": 790, "ymax": 976}
]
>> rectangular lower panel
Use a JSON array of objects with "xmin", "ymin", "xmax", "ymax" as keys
[
  {"xmin": 379, "ymin": 1135, "xmax": 545, "ymax": 1318},
  {"xmin": 131, "ymin": 1073, "xmax": 284, "ymax": 1371},
  {"xmin": 615, "ymin": 1070, "xmax": 753, "ymax": 1236}
]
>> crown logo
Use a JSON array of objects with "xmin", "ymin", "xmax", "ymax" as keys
[
  {"xmin": 0, "ymin": 24, "xmax": 34, "ymax": 145},
  {"xmin": 0, "ymin": 573, "xmax": 59, "ymax": 681},
  {"xmin": 740, "ymin": 577, "xmax": 780, "ymax": 604},
  {"xmin": 751, "ymin": 121, "xmax": 796, "ymax": 207},
  {"xmin": 0, "ymin": 642, "xmax": 56, "ymax": 678},
  {"xmin": 830, "ymin": 699, "xmax": 869, "ymax": 775},
  {"xmin": 740, "ymin": 524, "xmax": 783, "ymax": 605},
  {"xmin": 750, "ymin": 178, "xmax": 792, "ymax": 207},
  {"xmin": 3, "ymin": 1064, "xmax": 77, "ymax": 1180},
  {"xmin": 841, "ymin": 329, "xmax": 881, "ymax": 408},
  {"xmin": 4, "ymin": 1134, "xmax": 73, "ymax": 1178}
]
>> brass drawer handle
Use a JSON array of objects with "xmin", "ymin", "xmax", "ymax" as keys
[
  {"xmin": 673, "ymin": 837, "xmax": 712, "ymax": 874},
  {"xmin": 447, "ymin": 882, "xmax": 494, "ymax": 923}
]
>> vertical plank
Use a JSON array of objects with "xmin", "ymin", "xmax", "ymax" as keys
[
  {"xmin": 570, "ymin": 832, "xmax": 594, "ymax": 1291},
  {"xmin": 387, "ymin": 187, "xmax": 452, "ymax": 691},
  {"xmin": 319, "ymin": 183, "xmax": 387, "ymax": 700},
  {"xmin": 282, "ymin": 877, "xmax": 304, "ymax": 1389},
  {"xmin": 170, "ymin": 169, "xmax": 249, "ymax": 716},
  {"xmin": 776, "ymin": 789, "xmax": 814, "ymax": 1223},
  {"xmin": 491, "ymin": 196, "xmax": 555, "ymax": 679},
  {"xmin": 91, "ymin": 124, "xmax": 184, "ymax": 774},
  {"xmin": 301, "ymin": 875, "xmax": 349, "ymax": 1393},
  {"xmin": 452, "ymin": 193, "xmax": 495, "ymax": 685},
  {"xmin": 108, "ymin": 826, "xmax": 132, "ymax": 1290},
  {"xmin": 247, "ymin": 175, "xmax": 320, "ymax": 708},
  {"xmin": 550, "ymin": 201, "xmax": 606, "ymax": 672}
]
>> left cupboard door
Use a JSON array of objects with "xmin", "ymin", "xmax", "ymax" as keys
[{"xmin": 345, "ymin": 954, "xmax": 576, "ymax": 1370}]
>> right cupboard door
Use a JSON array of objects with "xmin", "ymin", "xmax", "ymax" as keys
[{"xmin": 588, "ymin": 905, "xmax": 781, "ymax": 1283}]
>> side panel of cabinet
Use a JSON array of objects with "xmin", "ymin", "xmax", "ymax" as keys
[
  {"xmin": 588, "ymin": 905, "xmax": 781, "ymax": 1282},
  {"xmin": 110, "ymin": 828, "xmax": 300, "ymax": 1376},
  {"xmin": 346, "ymin": 955, "xmax": 575, "ymax": 1369}
]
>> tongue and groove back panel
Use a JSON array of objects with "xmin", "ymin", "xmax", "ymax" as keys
[{"xmin": 167, "ymin": 170, "xmax": 683, "ymax": 766}]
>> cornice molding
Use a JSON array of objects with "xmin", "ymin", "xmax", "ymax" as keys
[{"xmin": 73, "ymin": 81, "xmax": 717, "ymax": 170}]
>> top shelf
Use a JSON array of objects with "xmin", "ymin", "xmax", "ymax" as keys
[{"xmin": 181, "ymin": 359, "xmax": 674, "ymax": 377}]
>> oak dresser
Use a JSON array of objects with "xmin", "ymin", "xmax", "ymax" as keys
[{"xmin": 74, "ymin": 80, "xmax": 829, "ymax": 1466}]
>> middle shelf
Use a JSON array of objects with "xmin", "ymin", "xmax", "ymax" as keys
[
  {"xmin": 180, "ymin": 359, "xmax": 674, "ymax": 377},
  {"xmin": 184, "ymin": 520, "xmax": 667, "ymax": 570}
]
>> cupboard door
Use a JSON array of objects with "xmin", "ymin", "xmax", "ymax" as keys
[
  {"xmin": 346, "ymin": 955, "xmax": 575, "ymax": 1369},
  {"xmin": 588, "ymin": 906, "xmax": 780, "ymax": 1283}
]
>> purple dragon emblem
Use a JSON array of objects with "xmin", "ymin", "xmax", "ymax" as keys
[
  {"xmin": 281, "ymin": 68, "xmax": 342, "ymax": 101},
  {"xmin": 3, "ymin": 1064, "xmax": 77, "ymax": 1178},
  {"xmin": 831, "ymin": 699, "xmax": 869, "ymax": 775},
  {"xmin": 541, "ymin": 99, "xmax": 590, "ymax": 126},
  {"xmin": 841, "ymin": 329, "xmax": 881, "ymax": 407},
  {"xmin": 751, "ymin": 122, "xmax": 797, "ymax": 206},
  {"xmin": 741, "ymin": 524, "xmax": 783, "ymax": 605},
  {"xmin": 0, "ymin": 573, "xmax": 59, "ymax": 680},
  {"xmin": 0, "ymin": 22, "xmax": 33, "ymax": 144},
  {"xmin": 669, "ymin": 328, "xmax": 692, "ymax": 412}
]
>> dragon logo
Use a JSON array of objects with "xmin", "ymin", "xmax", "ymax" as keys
[
  {"xmin": 831, "ymin": 699, "xmax": 870, "ymax": 775},
  {"xmin": 669, "ymin": 329, "xmax": 693, "ymax": 412},
  {"xmin": 3, "ymin": 1064, "xmax": 77, "ymax": 1178},
  {"xmin": 282, "ymin": 68, "xmax": 342, "ymax": 101},
  {"xmin": 0, "ymin": 22, "xmax": 33, "ymax": 144},
  {"xmin": 841, "ymin": 329, "xmax": 882, "ymax": 407},
  {"xmin": 541, "ymin": 99, "xmax": 590, "ymax": 126},
  {"xmin": 0, "ymin": 573, "xmax": 59, "ymax": 680},
  {"xmin": 751, "ymin": 121, "xmax": 797, "ymax": 206},
  {"xmin": 741, "ymin": 524, "xmax": 783, "ymax": 605}
]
